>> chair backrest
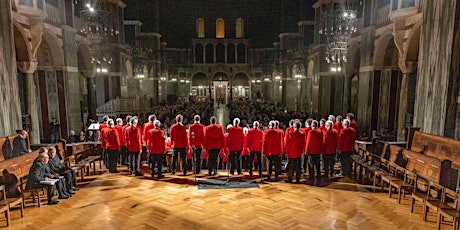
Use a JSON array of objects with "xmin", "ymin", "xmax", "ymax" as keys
[
  {"xmin": 428, "ymin": 181, "xmax": 444, "ymax": 199},
  {"xmin": 0, "ymin": 185, "xmax": 6, "ymax": 205},
  {"xmin": 442, "ymin": 188, "xmax": 458, "ymax": 209}
]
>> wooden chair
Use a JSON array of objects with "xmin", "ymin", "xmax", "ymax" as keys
[
  {"xmin": 20, "ymin": 177, "xmax": 46, "ymax": 207},
  {"xmin": 388, "ymin": 169, "xmax": 415, "ymax": 204},
  {"xmin": 0, "ymin": 185, "xmax": 10, "ymax": 226},
  {"xmin": 410, "ymin": 176, "xmax": 430, "ymax": 213},
  {"xmin": 5, "ymin": 185, "xmax": 24, "ymax": 218},
  {"xmin": 437, "ymin": 189, "xmax": 460, "ymax": 230},
  {"xmin": 424, "ymin": 182, "xmax": 446, "ymax": 221}
]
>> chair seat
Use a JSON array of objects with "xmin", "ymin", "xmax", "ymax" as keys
[
  {"xmin": 390, "ymin": 180, "xmax": 412, "ymax": 188},
  {"xmin": 411, "ymin": 191, "xmax": 428, "ymax": 201},
  {"xmin": 426, "ymin": 199, "xmax": 444, "ymax": 210},
  {"xmin": 0, "ymin": 204, "xmax": 8, "ymax": 212},
  {"xmin": 439, "ymin": 207, "xmax": 460, "ymax": 218},
  {"xmin": 5, "ymin": 197, "xmax": 22, "ymax": 206}
]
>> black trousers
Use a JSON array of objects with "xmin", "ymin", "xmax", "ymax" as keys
[
  {"xmin": 149, "ymin": 154, "xmax": 164, "ymax": 177},
  {"xmin": 266, "ymin": 155, "xmax": 281, "ymax": 179},
  {"xmin": 44, "ymin": 185, "xmax": 56, "ymax": 202},
  {"xmin": 107, "ymin": 149, "xmax": 119, "ymax": 173},
  {"xmin": 61, "ymin": 170, "xmax": 75, "ymax": 190},
  {"xmin": 323, "ymin": 154, "xmax": 335, "ymax": 177},
  {"xmin": 128, "ymin": 151, "xmax": 141, "ymax": 174},
  {"xmin": 207, "ymin": 149, "xmax": 220, "ymax": 175},
  {"xmin": 119, "ymin": 146, "xmax": 128, "ymax": 165},
  {"xmin": 307, "ymin": 154, "xmax": 322, "ymax": 178},
  {"xmin": 229, "ymin": 151, "xmax": 242, "ymax": 174},
  {"xmin": 287, "ymin": 158, "xmax": 301, "ymax": 182},
  {"xmin": 172, "ymin": 148, "xmax": 187, "ymax": 174},
  {"xmin": 249, "ymin": 151, "xmax": 262, "ymax": 176},
  {"xmin": 193, "ymin": 148, "xmax": 202, "ymax": 174},
  {"xmin": 339, "ymin": 151, "xmax": 353, "ymax": 176}
]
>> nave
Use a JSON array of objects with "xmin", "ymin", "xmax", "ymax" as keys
[{"xmin": 1, "ymin": 165, "xmax": 439, "ymax": 230}]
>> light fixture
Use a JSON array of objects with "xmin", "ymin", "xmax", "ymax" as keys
[
  {"xmin": 264, "ymin": 78, "xmax": 270, "ymax": 82},
  {"xmin": 295, "ymin": 74, "xmax": 303, "ymax": 79},
  {"xmin": 319, "ymin": 1, "xmax": 357, "ymax": 67},
  {"xmin": 79, "ymin": 1, "xmax": 120, "ymax": 37},
  {"xmin": 256, "ymin": 79, "xmax": 261, "ymax": 83},
  {"xmin": 136, "ymin": 74, "xmax": 145, "ymax": 78},
  {"xmin": 186, "ymin": 80, "xmax": 190, "ymax": 83},
  {"xmin": 171, "ymin": 78, "xmax": 177, "ymax": 82},
  {"xmin": 251, "ymin": 80, "xmax": 256, "ymax": 83}
]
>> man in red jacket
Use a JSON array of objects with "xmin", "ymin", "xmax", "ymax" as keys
[
  {"xmin": 120, "ymin": 115, "xmax": 132, "ymax": 166},
  {"xmin": 170, "ymin": 114, "xmax": 188, "ymax": 175},
  {"xmin": 346, "ymin": 113, "xmax": 357, "ymax": 131},
  {"xmin": 125, "ymin": 116, "xmax": 143, "ymax": 176},
  {"xmin": 247, "ymin": 121, "xmax": 263, "ymax": 177},
  {"xmin": 114, "ymin": 118, "xmax": 125, "ymax": 166},
  {"xmin": 147, "ymin": 120, "xmax": 165, "ymax": 179},
  {"xmin": 143, "ymin": 114, "xmax": 156, "ymax": 145},
  {"xmin": 285, "ymin": 121, "xmax": 305, "ymax": 183},
  {"xmin": 104, "ymin": 119, "xmax": 120, "ymax": 173},
  {"xmin": 301, "ymin": 118, "xmax": 313, "ymax": 173},
  {"xmin": 189, "ymin": 115, "xmax": 205, "ymax": 174},
  {"xmin": 323, "ymin": 121, "xmax": 338, "ymax": 178},
  {"xmin": 226, "ymin": 118, "xmax": 244, "ymax": 175},
  {"xmin": 305, "ymin": 120, "xmax": 323, "ymax": 179},
  {"xmin": 263, "ymin": 121, "xmax": 283, "ymax": 181},
  {"xmin": 334, "ymin": 115, "xmax": 343, "ymax": 134},
  {"xmin": 100, "ymin": 115, "xmax": 109, "ymax": 165},
  {"xmin": 338, "ymin": 119, "xmax": 356, "ymax": 176},
  {"xmin": 204, "ymin": 116, "xmax": 225, "ymax": 176}
]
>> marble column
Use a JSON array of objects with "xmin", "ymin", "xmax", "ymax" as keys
[
  {"xmin": 86, "ymin": 74, "xmax": 97, "ymax": 120},
  {"xmin": 343, "ymin": 75, "xmax": 352, "ymax": 114},
  {"xmin": 17, "ymin": 61, "xmax": 40, "ymax": 144},
  {"xmin": 413, "ymin": 0, "xmax": 458, "ymax": 136}
]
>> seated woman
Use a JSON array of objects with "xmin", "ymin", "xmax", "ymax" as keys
[{"xmin": 25, "ymin": 148, "xmax": 59, "ymax": 205}]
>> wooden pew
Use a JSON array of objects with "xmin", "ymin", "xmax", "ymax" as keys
[
  {"xmin": 65, "ymin": 142, "xmax": 102, "ymax": 180},
  {"xmin": 408, "ymin": 131, "xmax": 460, "ymax": 188}
]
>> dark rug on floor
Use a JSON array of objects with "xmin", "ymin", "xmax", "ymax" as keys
[{"xmin": 197, "ymin": 179, "xmax": 260, "ymax": 190}]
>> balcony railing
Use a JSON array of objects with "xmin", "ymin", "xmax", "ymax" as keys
[
  {"xmin": 96, "ymin": 97, "xmax": 150, "ymax": 116},
  {"xmin": 375, "ymin": 4, "xmax": 391, "ymax": 26},
  {"xmin": 44, "ymin": 2, "xmax": 62, "ymax": 25}
]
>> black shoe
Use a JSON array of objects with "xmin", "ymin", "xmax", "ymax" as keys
[
  {"xmin": 135, "ymin": 172, "xmax": 143, "ymax": 176},
  {"xmin": 68, "ymin": 190, "xmax": 76, "ymax": 195},
  {"xmin": 158, "ymin": 175, "xmax": 165, "ymax": 179},
  {"xmin": 171, "ymin": 171, "xmax": 176, "ymax": 175},
  {"xmin": 72, "ymin": 187, "xmax": 80, "ymax": 191},
  {"xmin": 285, "ymin": 179, "xmax": 292, "ymax": 183},
  {"xmin": 58, "ymin": 195, "xmax": 69, "ymax": 199},
  {"xmin": 48, "ymin": 199, "xmax": 59, "ymax": 205}
]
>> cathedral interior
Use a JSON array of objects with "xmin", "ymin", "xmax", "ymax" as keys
[{"xmin": 1, "ymin": 0, "xmax": 460, "ymax": 229}]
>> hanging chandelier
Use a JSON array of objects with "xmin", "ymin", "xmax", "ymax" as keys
[
  {"xmin": 78, "ymin": 1, "xmax": 120, "ymax": 38},
  {"xmin": 319, "ymin": 1, "xmax": 357, "ymax": 69}
]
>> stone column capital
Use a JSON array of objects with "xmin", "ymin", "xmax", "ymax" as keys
[
  {"xmin": 17, "ymin": 61, "xmax": 38, "ymax": 74},
  {"xmin": 398, "ymin": 61, "xmax": 418, "ymax": 74}
]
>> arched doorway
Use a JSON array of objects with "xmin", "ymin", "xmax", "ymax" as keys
[
  {"xmin": 77, "ymin": 43, "xmax": 94, "ymax": 125},
  {"xmin": 191, "ymin": 72, "xmax": 209, "ymax": 102},
  {"xmin": 212, "ymin": 72, "xmax": 229, "ymax": 105},
  {"xmin": 231, "ymin": 72, "xmax": 249, "ymax": 101},
  {"xmin": 374, "ymin": 33, "xmax": 401, "ymax": 136}
]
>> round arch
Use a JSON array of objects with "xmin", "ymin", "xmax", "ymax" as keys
[
  {"xmin": 191, "ymin": 72, "xmax": 208, "ymax": 86},
  {"xmin": 13, "ymin": 24, "xmax": 31, "ymax": 62},
  {"xmin": 212, "ymin": 71, "xmax": 229, "ymax": 81},
  {"xmin": 77, "ymin": 42, "xmax": 93, "ymax": 74},
  {"xmin": 232, "ymin": 72, "xmax": 249, "ymax": 86},
  {"xmin": 405, "ymin": 24, "xmax": 421, "ymax": 62},
  {"xmin": 40, "ymin": 30, "xmax": 64, "ymax": 67},
  {"xmin": 374, "ymin": 33, "xmax": 397, "ymax": 67}
]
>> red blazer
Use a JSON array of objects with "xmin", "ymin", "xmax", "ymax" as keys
[
  {"xmin": 143, "ymin": 122, "xmax": 154, "ymax": 145},
  {"xmin": 100, "ymin": 127, "xmax": 107, "ymax": 149},
  {"xmin": 189, "ymin": 123, "xmax": 205, "ymax": 148},
  {"xmin": 170, "ymin": 123, "xmax": 188, "ymax": 149},
  {"xmin": 99, "ymin": 123, "xmax": 106, "ymax": 132},
  {"xmin": 148, "ymin": 128, "xmax": 165, "ymax": 154},
  {"xmin": 226, "ymin": 126, "xmax": 244, "ymax": 151},
  {"xmin": 104, "ymin": 128, "xmax": 120, "ymax": 151},
  {"xmin": 338, "ymin": 127, "xmax": 356, "ymax": 152},
  {"xmin": 247, "ymin": 128, "xmax": 263, "ymax": 152},
  {"xmin": 350, "ymin": 121, "xmax": 357, "ymax": 130},
  {"xmin": 277, "ymin": 128, "xmax": 285, "ymax": 153},
  {"xmin": 284, "ymin": 127, "xmax": 294, "ymax": 149},
  {"xmin": 202, "ymin": 150, "xmax": 208, "ymax": 160},
  {"xmin": 125, "ymin": 125, "xmax": 142, "ymax": 152},
  {"xmin": 301, "ymin": 127, "xmax": 312, "ymax": 152},
  {"xmin": 285, "ymin": 130, "xmax": 305, "ymax": 158},
  {"xmin": 323, "ymin": 129, "xmax": 338, "ymax": 154},
  {"xmin": 305, "ymin": 129, "xmax": 323, "ymax": 154},
  {"xmin": 114, "ymin": 125, "xmax": 125, "ymax": 147},
  {"xmin": 319, "ymin": 126, "xmax": 326, "ymax": 132},
  {"xmin": 334, "ymin": 122, "xmax": 343, "ymax": 134},
  {"xmin": 242, "ymin": 134, "xmax": 250, "ymax": 156},
  {"xmin": 204, "ymin": 124, "xmax": 225, "ymax": 150},
  {"xmin": 263, "ymin": 129, "xmax": 282, "ymax": 156}
]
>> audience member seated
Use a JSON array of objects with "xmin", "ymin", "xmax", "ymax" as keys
[
  {"xmin": 25, "ymin": 148, "xmax": 59, "ymax": 205},
  {"xmin": 78, "ymin": 131, "xmax": 87, "ymax": 142},
  {"xmin": 68, "ymin": 130, "xmax": 79, "ymax": 143},
  {"xmin": 11, "ymin": 130, "xmax": 31, "ymax": 159},
  {"xmin": 151, "ymin": 101, "xmax": 214, "ymax": 127},
  {"xmin": 86, "ymin": 130, "xmax": 96, "ymax": 142},
  {"xmin": 47, "ymin": 147, "xmax": 78, "ymax": 193}
]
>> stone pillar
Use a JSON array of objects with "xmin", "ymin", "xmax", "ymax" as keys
[
  {"xmin": 18, "ymin": 62, "xmax": 40, "ymax": 144},
  {"xmin": 343, "ymin": 75, "xmax": 352, "ymax": 114},
  {"xmin": 413, "ymin": 0, "xmax": 458, "ymax": 136},
  {"xmin": 0, "ymin": 0, "xmax": 22, "ymax": 137},
  {"xmin": 396, "ymin": 62, "xmax": 417, "ymax": 140},
  {"xmin": 86, "ymin": 74, "xmax": 97, "ymax": 120}
]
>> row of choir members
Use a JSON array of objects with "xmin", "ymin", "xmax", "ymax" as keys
[{"xmin": 97, "ymin": 113, "xmax": 356, "ymax": 181}]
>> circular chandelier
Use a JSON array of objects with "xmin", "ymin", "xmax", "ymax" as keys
[
  {"xmin": 319, "ymin": 2, "xmax": 358, "ymax": 67},
  {"xmin": 78, "ymin": 2, "xmax": 120, "ymax": 37}
]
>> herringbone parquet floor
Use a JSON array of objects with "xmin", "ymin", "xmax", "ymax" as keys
[{"xmin": 0, "ymin": 165, "xmax": 444, "ymax": 230}]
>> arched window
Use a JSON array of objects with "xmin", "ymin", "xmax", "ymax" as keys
[
  {"xmin": 195, "ymin": 44, "xmax": 204, "ymax": 63},
  {"xmin": 236, "ymin": 18, "xmax": 244, "ymax": 38},
  {"xmin": 216, "ymin": 18, "xmax": 225, "ymax": 38},
  {"xmin": 196, "ymin": 18, "xmax": 204, "ymax": 38},
  {"xmin": 206, "ymin": 43, "xmax": 214, "ymax": 63},
  {"xmin": 237, "ymin": 44, "xmax": 246, "ymax": 63}
]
